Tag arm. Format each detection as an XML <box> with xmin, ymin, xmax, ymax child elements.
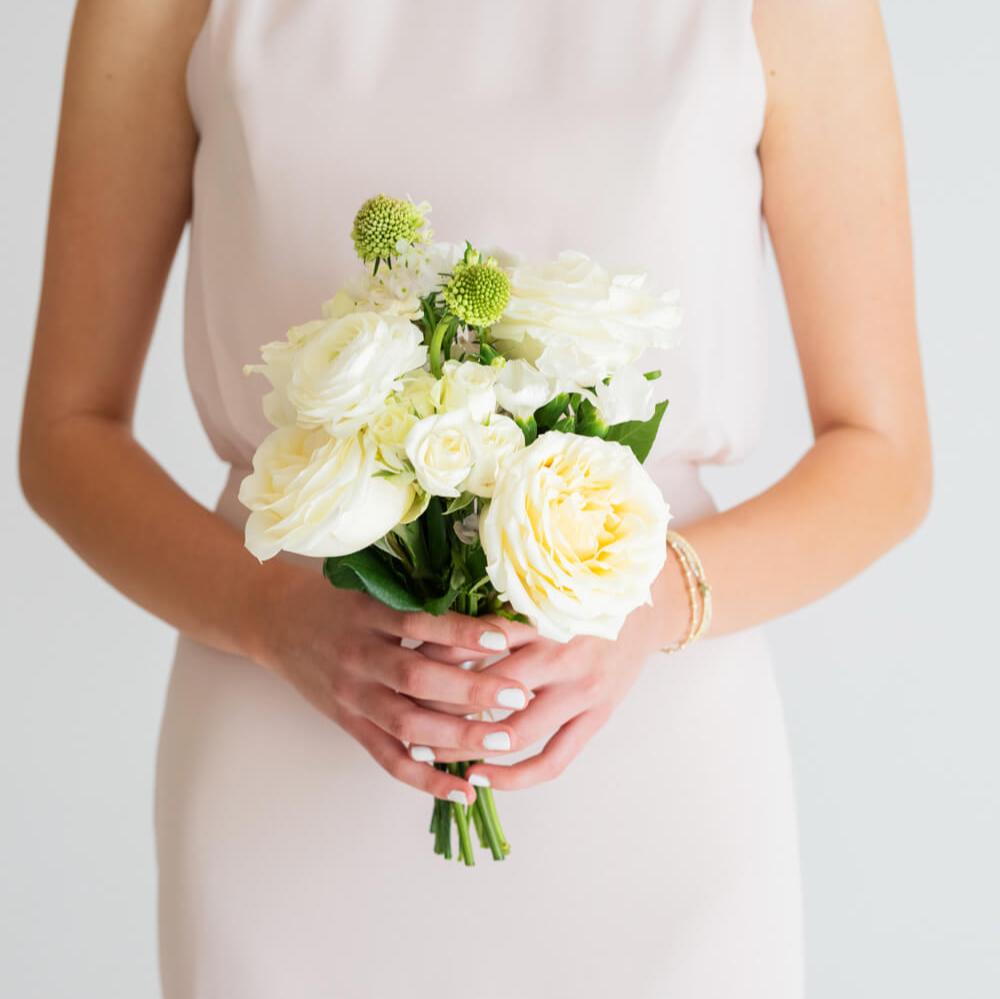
<box><xmin>20</xmin><ymin>0</ymin><xmax>534</xmax><ymax>805</ymax></box>
<box><xmin>451</xmin><ymin>0</ymin><xmax>933</xmax><ymax>788</ymax></box>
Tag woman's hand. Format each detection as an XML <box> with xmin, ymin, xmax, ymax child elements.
<box><xmin>251</xmin><ymin>561</ymin><xmax>536</xmax><ymax>802</ymax></box>
<box><xmin>416</xmin><ymin>552</ymin><xmax>691</xmax><ymax>789</ymax></box>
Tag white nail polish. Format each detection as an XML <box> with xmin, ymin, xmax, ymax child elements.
<box><xmin>479</xmin><ymin>630</ymin><xmax>507</xmax><ymax>652</ymax></box>
<box><xmin>496</xmin><ymin>687</ymin><xmax>527</xmax><ymax>710</ymax></box>
<box><xmin>482</xmin><ymin>731</ymin><xmax>511</xmax><ymax>751</ymax></box>
<box><xmin>469</xmin><ymin>774</ymin><xmax>491</xmax><ymax>788</ymax></box>
<box><xmin>447</xmin><ymin>790</ymin><xmax>468</xmax><ymax>804</ymax></box>
<box><xmin>410</xmin><ymin>745</ymin><xmax>435</xmax><ymax>763</ymax></box>
<box><xmin>458</xmin><ymin>660</ymin><xmax>477</xmax><ymax>671</ymax></box>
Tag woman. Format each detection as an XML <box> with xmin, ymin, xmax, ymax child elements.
<box><xmin>20</xmin><ymin>0</ymin><xmax>931</xmax><ymax>996</ymax></box>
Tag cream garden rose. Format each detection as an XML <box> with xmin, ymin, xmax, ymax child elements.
<box><xmin>479</xmin><ymin>432</ymin><xmax>670</xmax><ymax>642</ymax></box>
<box><xmin>239</xmin><ymin>426</ymin><xmax>414</xmax><ymax>561</ymax></box>
<box><xmin>491</xmin><ymin>250</ymin><xmax>681</xmax><ymax>388</ymax></box>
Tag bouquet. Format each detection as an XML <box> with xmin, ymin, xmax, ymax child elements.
<box><xmin>240</xmin><ymin>195</ymin><xmax>681</xmax><ymax>864</ymax></box>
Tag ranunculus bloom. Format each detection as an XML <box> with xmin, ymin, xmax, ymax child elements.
<box><xmin>239</xmin><ymin>426</ymin><xmax>413</xmax><ymax>561</ymax></box>
<box><xmin>480</xmin><ymin>432</ymin><xmax>670</xmax><ymax>641</ymax></box>
<box><xmin>491</xmin><ymin>251</ymin><xmax>681</xmax><ymax>390</ymax></box>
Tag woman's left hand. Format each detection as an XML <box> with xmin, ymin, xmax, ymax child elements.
<box><xmin>416</xmin><ymin>555</ymin><xmax>689</xmax><ymax>788</ymax></box>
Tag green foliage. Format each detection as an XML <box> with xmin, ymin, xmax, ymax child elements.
<box><xmin>323</xmin><ymin>549</ymin><xmax>425</xmax><ymax>612</ymax></box>
<box><xmin>605</xmin><ymin>400</ymin><xmax>669</xmax><ymax>463</ymax></box>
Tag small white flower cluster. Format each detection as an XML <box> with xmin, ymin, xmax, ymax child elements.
<box><xmin>240</xmin><ymin>199</ymin><xmax>677</xmax><ymax>641</ymax></box>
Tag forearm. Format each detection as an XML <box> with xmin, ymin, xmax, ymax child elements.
<box><xmin>652</xmin><ymin>425</ymin><xmax>930</xmax><ymax>642</ymax></box>
<box><xmin>20</xmin><ymin>413</ymin><xmax>282</xmax><ymax>661</ymax></box>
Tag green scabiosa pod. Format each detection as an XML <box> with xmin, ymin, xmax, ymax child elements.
<box><xmin>351</xmin><ymin>194</ymin><xmax>428</xmax><ymax>272</ymax></box>
<box><xmin>442</xmin><ymin>247</ymin><xmax>511</xmax><ymax>329</ymax></box>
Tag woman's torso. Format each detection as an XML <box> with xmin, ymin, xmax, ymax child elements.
<box><xmin>183</xmin><ymin>0</ymin><xmax>769</xmax><ymax>489</ymax></box>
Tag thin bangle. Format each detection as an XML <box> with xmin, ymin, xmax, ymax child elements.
<box><xmin>661</xmin><ymin>530</ymin><xmax>713</xmax><ymax>653</ymax></box>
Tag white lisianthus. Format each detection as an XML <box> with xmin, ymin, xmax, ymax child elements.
<box><xmin>322</xmin><ymin>242</ymin><xmax>464</xmax><ymax>321</ymax></box>
<box><xmin>464</xmin><ymin>414</ymin><xmax>525</xmax><ymax>498</ymax></box>
<box><xmin>404</xmin><ymin>411</ymin><xmax>480</xmax><ymax>498</ymax></box>
<box><xmin>243</xmin><ymin>319</ymin><xmax>325</xmax><ymax>428</ymax></box>
<box><xmin>239</xmin><ymin>426</ymin><xmax>414</xmax><ymax>561</ymax></box>
<box><xmin>432</xmin><ymin>359</ymin><xmax>498</xmax><ymax>422</ymax></box>
<box><xmin>285</xmin><ymin>311</ymin><xmax>427</xmax><ymax>437</ymax></box>
<box><xmin>587</xmin><ymin>367</ymin><xmax>658</xmax><ymax>425</ymax></box>
<box><xmin>491</xmin><ymin>250</ymin><xmax>681</xmax><ymax>388</ymax></box>
<box><xmin>480</xmin><ymin>432</ymin><xmax>670</xmax><ymax>642</ymax></box>
<box><xmin>494</xmin><ymin>358</ymin><xmax>554</xmax><ymax>421</ymax></box>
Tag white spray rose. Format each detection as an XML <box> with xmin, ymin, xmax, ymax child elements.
<box><xmin>432</xmin><ymin>359</ymin><xmax>498</xmax><ymax>422</ymax></box>
<box><xmin>480</xmin><ymin>432</ymin><xmax>670</xmax><ymax>642</ymax></box>
<box><xmin>239</xmin><ymin>426</ymin><xmax>414</xmax><ymax>561</ymax></box>
<box><xmin>404</xmin><ymin>411</ymin><xmax>480</xmax><ymax>498</ymax></box>
<box><xmin>464</xmin><ymin>414</ymin><xmax>525</xmax><ymax>498</ymax></box>
<box><xmin>285</xmin><ymin>311</ymin><xmax>427</xmax><ymax>437</ymax></box>
<box><xmin>491</xmin><ymin>250</ymin><xmax>681</xmax><ymax>388</ymax></box>
<box><xmin>587</xmin><ymin>366</ymin><xmax>658</xmax><ymax>425</ymax></box>
<box><xmin>494</xmin><ymin>359</ymin><xmax>554</xmax><ymax>421</ymax></box>
<box><xmin>397</xmin><ymin>369</ymin><xmax>438</xmax><ymax>419</ymax></box>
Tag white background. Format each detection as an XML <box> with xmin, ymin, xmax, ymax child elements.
<box><xmin>1</xmin><ymin>3</ymin><xmax>997</xmax><ymax>996</ymax></box>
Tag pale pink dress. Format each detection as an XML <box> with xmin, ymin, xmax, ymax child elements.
<box><xmin>155</xmin><ymin>1</ymin><xmax>803</xmax><ymax>995</ymax></box>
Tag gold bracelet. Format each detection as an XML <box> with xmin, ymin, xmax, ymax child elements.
<box><xmin>662</xmin><ymin>529</ymin><xmax>713</xmax><ymax>653</ymax></box>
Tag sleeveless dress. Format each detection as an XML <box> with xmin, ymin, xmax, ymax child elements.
<box><xmin>155</xmin><ymin>2</ymin><xmax>803</xmax><ymax>996</ymax></box>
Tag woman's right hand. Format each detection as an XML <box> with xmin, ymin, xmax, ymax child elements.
<box><xmin>248</xmin><ymin>561</ymin><xmax>534</xmax><ymax>802</ymax></box>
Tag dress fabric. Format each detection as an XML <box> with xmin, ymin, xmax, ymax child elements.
<box><xmin>155</xmin><ymin>1</ymin><xmax>804</xmax><ymax>996</ymax></box>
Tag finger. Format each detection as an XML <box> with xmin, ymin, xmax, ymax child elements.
<box><xmin>417</xmin><ymin>642</ymin><xmax>492</xmax><ymax>667</ymax></box>
<box><xmin>364</xmin><ymin>648</ymin><xmax>530</xmax><ymax>713</ymax></box>
<box><xmin>479</xmin><ymin>639</ymin><xmax>582</xmax><ymax>691</ymax></box>
<box><xmin>464</xmin><ymin>708</ymin><xmax>609</xmax><ymax>791</ymax></box>
<box><xmin>355</xmin><ymin>684</ymin><xmax>521</xmax><ymax>757</ymax></box>
<box><xmin>428</xmin><ymin>686</ymin><xmax>585</xmax><ymax>763</ymax></box>
<box><xmin>476</xmin><ymin>614</ymin><xmax>539</xmax><ymax>649</ymax></box>
<box><xmin>338</xmin><ymin>711</ymin><xmax>475</xmax><ymax>803</ymax></box>
<box><xmin>373</xmin><ymin>607</ymin><xmax>514</xmax><ymax>655</ymax></box>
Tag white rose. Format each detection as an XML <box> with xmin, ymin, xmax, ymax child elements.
<box><xmin>367</xmin><ymin>397</ymin><xmax>420</xmax><ymax>471</ymax></box>
<box><xmin>587</xmin><ymin>366</ymin><xmax>658</xmax><ymax>425</ymax></box>
<box><xmin>491</xmin><ymin>250</ymin><xmax>681</xmax><ymax>387</ymax></box>
<box><xmin>494</xmin><ymin>359</ymin><xmax>555</xmax><ymax>421</ymax></box>
<box><xmin>432</xmin><ymin>359</ymin><xmax>498</xmax><ymax>422</ymax></box>
<box><xmin>239</xmin><ymin>426</ymin><xmax>414</xmax><ymax>561</ymax></box>
<box><xmin>397</xmin><ymin>369</ymin><xmax>438</xmax><ymax>419</ymax></box>
<box><xmin>286</xmin><ymin>311</ymin><xmax>427</xmax><ymax>437</ymax></box>
<box><xmin>404</xmin><ymin>411</ymin><xmax>479</xmax><ymax>498</ymax></box>
<box><xmin>480</xmin><ymin>432</ymin><xmax>670</xmax><ymax>642</ymax></box>
<box><xmin>465</xmin><ymin>414</ymin><xmax>525</xmax><ymax>498</ymax></box>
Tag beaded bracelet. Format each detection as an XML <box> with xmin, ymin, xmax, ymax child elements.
<box><xmin>662</xmin><ymin>529</ymin><xmax>713</xmax><ymax>653</ymax></box>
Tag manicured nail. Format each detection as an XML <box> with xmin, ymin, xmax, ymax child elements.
<box><xmin>447</xmin><ymin>790</ymin><xmax>469</xmax><ymax>804</ymax></box>
<box><xmin>469</xmin><ymin>773</ymin><xmax>491</xmax><ymax>788</ymax></box>
<box><xmin>496</xmin><ymin>687</ymin><xmax>527</xmax><ymax>710</ymax></box>
<box><xmin>479</xmin><ymin>630</ymin><xmax>507</xmax><ymax>651</ymax></box>
<box><xmin>482</xmin><ymin>731</ymin><xmax>511</xmax><ymax>751</ymax></box>
<box><xmin>410</xmin><ymin>745</ymin><xmax>435</xmax><ymax>763</ymax></box>
<box><xmin>458</xmin><ymin>660</ymin><xmax>477</xmax><ymax>671</ymax></box>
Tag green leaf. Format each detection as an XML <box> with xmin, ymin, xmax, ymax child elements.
<box><xmin>443</xmin><ymin>491</ymin><xmax>475</xmax><ymax>516</ymax></box>
<box><xmin>643</xmin><ymin>369</ymin><xmax>662</xmax><ymax>381</ymax></box>
<box><xmin>424</xmin><ymin>497</ymin><xmax>449</xmax><ymax>574</ymax></box>
<box><xmin>605</xmin><ymin>399</ymin><xmax>669</xmax><ymax>463</ymax></box>
<box><xmin>323</xmin><ymin>549</ymin><xmax>424</xmax><ymax>612</ymax></box>
<box><xmin>534</xmin><ymin>393</ymin><xmax>569</xmax><ymax>431</ymax></box>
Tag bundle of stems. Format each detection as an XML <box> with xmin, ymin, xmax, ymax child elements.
<box><xmin>428</xmin><ymin>761</ymin><xmax>510</xmax><ymax>865</ymax></box>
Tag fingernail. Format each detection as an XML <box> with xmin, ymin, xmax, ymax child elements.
<box><xmin>469</xmin><ymin>773</ymin><xmax>491</xmax><ymax>788</ymax></box>
<box><xmin>479</xmin><ymin>630</ymin><xmax>507</xmax><ymax>651</ymax></box>
<box><xmin>447</xmin><ymin>790</ymin><xmax>469</xmax><ymax>804</ymax></box>
<box><xmin>410</xmin><ymin>745</ymin><xmax>435</xmax><ymax>763</ymax></box>
<box><xmin>483</xmin><ymin>731</ymin><xmax>511</xmax><ymax>751</ymax></box>
<box><xmin>496</xmin><ymin>687</ymin><xmax>527</xmax><ymax>710</ymax></box>
<box><xmin>458</xmin><ymin>660</ymin><xmax>477</xmax><ymax>671</ymax></box>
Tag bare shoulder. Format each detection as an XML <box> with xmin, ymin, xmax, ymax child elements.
<box><xmin>752</xmin><ymin>0</ymin><xmax>894</xmax><ymax>121</ymax></box>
